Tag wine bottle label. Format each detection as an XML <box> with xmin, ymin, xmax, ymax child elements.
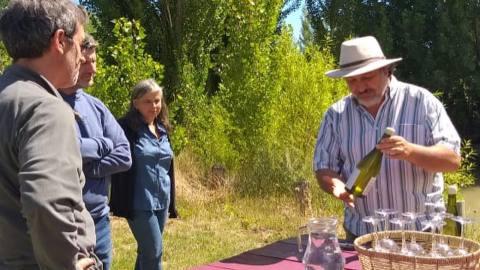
<box><xmin>363</xmin><ymin>177</ymin><xmax>377</xmax><ymax>195</ymax></box>
<box><xmin>345</xmin><ymin>168</ymin><xmax>360</xmax><ymax>190</ymax></box>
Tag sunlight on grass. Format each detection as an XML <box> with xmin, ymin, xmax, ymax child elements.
<box><xmin>111</xmin><ymin>185</ymin><xmax>344</xmax><ymax>269</ymax></box>
<box><xmin>111</xmin><ymin>151</ymin><xmax>345</xmax><ymax>269</ymax></box>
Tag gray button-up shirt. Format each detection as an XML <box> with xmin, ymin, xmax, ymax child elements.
<box><xmin>313</xmin><ymin>76</ymin><xmax>461</xmax><ymax>236</ymax></box>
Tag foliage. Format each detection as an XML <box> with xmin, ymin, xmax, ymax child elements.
<box><xmin>233</xmin><ymin>31</ymin><xmax>348</xmax><ymax>195</ymax></box>
<box><xmin>80</xmin><ymin>0</ymin><xmax>303</xmax><ymax>103</ymax></box>
<box><xmin>0</xmin><ymin>43</ymin><xmax>11</xmax><ymax>73</ymax></box>
<box><xmin>444</xmin><ymin>140</ymin><xmax>478</xmax><ymax>190</ymax></box>
<box><xmin>87</xmin><ymin>18</ymin><xmax>163</xmax><ymax>118</ymax></box>
<box><xmin>299</xmin><ymin>7</ymin><xmax>315</xmax><ymax>51</ymax></box>
<box><xmin>83</xmin><ymin>2</ymin><xmax>346</xmax><ymax>194</ymax></box>
<box><xmin>305</xmin><ymin>0</ymin><xmax>480</xmax><ymax>141</ymax></box>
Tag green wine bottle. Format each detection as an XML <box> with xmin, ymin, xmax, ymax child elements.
<box><xmin>345</xmin><ymin>127</ymin><xmax>395</xmax><ymax>197</ymax></box>
<box><xmin>445</xmin><ymin>185</ymin><xmax>460</xmax><ymax>236</ymax></box>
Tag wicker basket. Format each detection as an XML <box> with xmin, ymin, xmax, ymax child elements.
<box><xmin>354</xmin><ymin>231</ymin><xmax>480</xmax><ymax>269</ymax></box>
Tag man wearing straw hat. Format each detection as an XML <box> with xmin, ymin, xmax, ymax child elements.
<box><xmin>313</xmin><ymin>36</ymin><xmax>461</xmax><ymax>240</ymax></box>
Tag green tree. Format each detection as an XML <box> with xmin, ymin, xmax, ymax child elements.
<box><xmin>299</xmin><ymin>7</ymin><xmax>315</xmax><ymax>51</ymax></box>
<box><xmin>87</xmin><ymin>18</ymin><xmax>163</xmax><ymax>117</ymax></box>
<box><xmin>306</xmin><ymin>0</ymin><xmax>480</xmax><ymax>141</ymax></box>
<box><xmin>81</xmin><ymin>1</ymin><xmax>350</xmax><ymax>196</ymax></box>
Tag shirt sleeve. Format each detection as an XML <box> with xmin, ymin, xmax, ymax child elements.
<box><xmin>82</xmin><ymin>103</ymin><xmax>132</xmax><ymax>178</ymax></box>
<box><xmin>17</xmin><ymin>98</ymin><xmax>95</xmax><ymax>270</ymax></box>
<box><xmin>78</xmin><ymin>136</ymin><xmax>114</xmax><ymax>161</ymax></box>
<box><xmin>425</xmin><ymin>95</ymin><xmax>461</xmax><ymax>155</ymax></box>
<box><xmin>313</xmin><ymin>109</ymin><xmax>342</xmax><ymax>173</ymax></box>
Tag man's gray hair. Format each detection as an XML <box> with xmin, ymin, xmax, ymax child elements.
<box><xmin>0</xmin><ymin>0</ymin><xmax>88</xmax><ymax>60</ymax></box>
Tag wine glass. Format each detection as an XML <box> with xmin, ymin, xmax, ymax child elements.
<box><xmin>362</xmin><ymin>216</ymin><xmax>384</xmax><ymax>252</ymax></box>
<box><xmin>375</xmin><ymin>208</ymin><xmax>399</xmax><ymax>252</ymax></box>
<box><xmin>422</xmin><ymin>210</ymin><xmax>453</xmax><ymax>257</ymax></box>
<box><xmin>450</xmin><ymin>216</ymin><xmax>472</xmax><ymax>255</ymax></box>
<box><xmin>390</xmin><ymin>217</ymin><xmax>410</xmax><ymax>255</ymax></box>
<box><xmin>433</xmin><ymin>213</ymin><xmax>454</xmax><ymax>257</ymax></box>
<box><xmin>421</xmin><ymin>218</ymin><xmax>442</xmax><ymax>257</ymax></box>
<box><xmin>402</xmin><ymin>212</ymin><xmax>425</xmax><ymax>256</ymax></box>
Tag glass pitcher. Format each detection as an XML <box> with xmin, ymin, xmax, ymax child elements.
<box><xmin>298</xmin><ymin>217</ymin><xmax>345</xmax><ymax>270</ymax></box>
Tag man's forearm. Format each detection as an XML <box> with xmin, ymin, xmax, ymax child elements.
<box><xmin>406</xmin><ymin>144</ymin><xmax>461</xmax><ymax>172</ymax></box>
<box><xmin>315</xmin><ymin>169</ymin><xmax>355</xmax><ymax>207</ymax></box>
<box><xmin>83</xmin><ymin>144</ymin><xmax>132</xmax><ymax>178</ymax></box>
<box><xmin>79</xmin><ymin>137</ymin><xmax>113</xmax><ymax>162</ymax></box>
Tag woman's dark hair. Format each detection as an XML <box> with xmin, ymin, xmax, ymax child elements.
<box><xmin>124</xmin><ymin>79</ymin><xmax>171</xmax><ymax>134</ymax></box>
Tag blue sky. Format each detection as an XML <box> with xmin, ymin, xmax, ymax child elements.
<box><xmin>285</xmin><ymin>1</ymin><xmax>304</xmax><ymax>42</ymax></box>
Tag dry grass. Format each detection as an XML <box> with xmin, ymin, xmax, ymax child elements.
<box><xmin>110</xmin><ymin>151</ymin><xmax>344</xmax><ymax>269</ymax></box>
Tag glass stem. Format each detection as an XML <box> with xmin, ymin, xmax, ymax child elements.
<box><xmin>431</xmin><ymin>224</ymin><xmax>438</xmax><ymax>257</ymax></box>
<box><xmin>401</xmin><ymin>224</ymin><xmax>407</xmax><ymax>254</ymax></box>
<box><xmin>459</xmin><ymin>224</ymin><xmax>465</xmax><ymax>250</ymax></box>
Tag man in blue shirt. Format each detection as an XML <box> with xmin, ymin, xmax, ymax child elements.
<box><xmin>59</xmin><ymin>34</ymin><xmax>132</xmax><ymax>270</ymax></box>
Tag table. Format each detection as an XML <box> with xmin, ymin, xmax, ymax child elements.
<box><xmin>190</xmin><ymin>236</ymin><xmax>361</xmax><ymax>270</ymax></box>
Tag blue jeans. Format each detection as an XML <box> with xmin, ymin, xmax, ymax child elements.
<box><xmin>94</xmin><ymin>214</ymin><xmax>112</xmax><ymax>270</ymax></box>
<box><xmin>127</xmin><ymin>210</ymin><xmax>168</xmax><ymax>270</ymax></box>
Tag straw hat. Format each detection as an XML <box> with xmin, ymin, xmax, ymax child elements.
<box><xmin>325</xmin><ymin>36</ymin><xmax>402</xmax><ymax>78</ymax></box>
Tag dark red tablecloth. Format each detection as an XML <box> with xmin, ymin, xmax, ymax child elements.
<box><xmin>190</xmin><ymin>237</ymin><xmax>361</xmax><ymax>270</ymax></box>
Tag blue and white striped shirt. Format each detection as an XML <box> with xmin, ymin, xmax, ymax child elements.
<box><xmin>313</xmin><ymin>77</ymin><xmax>461</xmax><ymax>236</ymax></box>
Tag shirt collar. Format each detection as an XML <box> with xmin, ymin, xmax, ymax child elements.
<box><xmin>5</xmin><ymin>64</ymin><xmax>62</xmax><ymax>99</ymax></box>
<box><xmin>140</xmin><ymin>120</ymin><xmax>167</xmax><ymax>135</ymax></box>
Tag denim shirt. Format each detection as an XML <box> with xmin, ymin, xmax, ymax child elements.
<box><xmin>133</xmin><ymin>123</ymin><xmax>173</xmax><ymax>210</ymax></box>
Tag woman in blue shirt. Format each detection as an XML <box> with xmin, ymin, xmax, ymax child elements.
<box><xmin>110</xmin><ymin>79</ymin><xmax>178</xmax><ymax>270</ymax></box>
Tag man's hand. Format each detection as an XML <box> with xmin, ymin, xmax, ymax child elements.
<box><xmin>377</xmin><ymin>135</ymin><xmax>412</xmax><ymax>160</ymax></box>
<box><xmin>76</xmin><ymin>258</ymin><xmax>95</xmax><ymax>270</ymax></box>
<box><xmin>331</xmin><ymin>178</ymin><xmax>355</xmax><ymax>208</ymax></box>
<box><xmin>316</xmin><ymin>170</ymin><xmax>355</xmax><ymax>208</ymax></box>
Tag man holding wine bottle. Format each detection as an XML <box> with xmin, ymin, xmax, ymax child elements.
<box><xmin>313</xmin><ymin>36</ymin><xmax>461</xmax><ymax>240</ymax></box>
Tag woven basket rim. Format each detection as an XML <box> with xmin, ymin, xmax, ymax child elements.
<box><xmin>354</xmin><ymin>230</ymin><xmax>480</xmax><ymax>264</ymax></box>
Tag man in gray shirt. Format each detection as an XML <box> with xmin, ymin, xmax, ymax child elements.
<box><xmin>0</xmin><ymin>0</ymin><xmax>99</xmax><ymax>269</ymax></box>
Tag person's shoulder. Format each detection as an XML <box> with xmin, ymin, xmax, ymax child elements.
<box><xmin>1</xmin><ymin>79</ymin><xmax>63</xmax><ymax>107</ymax></box>
<box><xmin>328</xmin><ymin>95</ymin><xmax>353</xmax><ymax>114</ymax></box>
<box><xmin>79</xmin><ymin>90</ymin><xmax>118</xmax><ymax>116</ymax></box>
<box><xmin>117</xmin><ymin>116</ymin><xmax>134</xmax><ymax>131</ymax></box>
<box><xmin>80</xmin><ymin>90</ymin><xmax>109</xmax><ymax>108</ymax></box>
<box><xmin>395</xmin><ymin>79</ymin><xmax>433</xmax><ymax>97</ymax></box>
<box><xmin>395</xmin><ymin>79</ymin><xmax>445</xmax><ymax>108</ymax></box>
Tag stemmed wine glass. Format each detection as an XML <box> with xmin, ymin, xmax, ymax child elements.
<box><xmin>422</xmin><ymin>202</ymin><xmax>453</xmax><ymax>257</ymax></box>
<box><xmin>433</xmin><ymin>212</ymin><xmax>454</xmax><ymax>257</ymax></box>
<box><xmin>375</xmin><ymin>208</ymin><xmax>399</xmax><ymax>252</ymax></box>
<box><xmin>402</xmin><ymin>212</ymin><xmax>425</xmax><ymax>256</ymax></box>
<box><xmin>450</xmin><ymin>216</ymin><xmax>472</xmax><ymax>255</ymax></box>
<box><xmin>362</xmin><ymin>216</ymin><xmax>384</xmax><ymax>252</ymax></box>
<box><xmin>390</xmin><ymin>217</ymin><xmax>411</xmax><ymax>255</ymax></box>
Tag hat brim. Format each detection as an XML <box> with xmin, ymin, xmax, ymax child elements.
<box><xmin>325</xmin><ymin>58</ymin><xmax>402</xmax><ymax>78</ymax></box>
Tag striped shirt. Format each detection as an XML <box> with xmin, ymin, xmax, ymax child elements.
<box><xmin>313</xmin><ymin>76</ymin><xmax>461</xmax><ymax>236</ymax></box>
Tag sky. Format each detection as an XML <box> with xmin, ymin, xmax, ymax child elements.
<box><xmin>284</xmin><ymin>1</ymin><xmax>304</xmax><ymax>42</ymax></box>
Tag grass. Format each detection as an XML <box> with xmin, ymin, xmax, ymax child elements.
<box><xmin>109</xmin><ymin>151</ymin><xmax>480</xmax><ymax>269</ymax></box>
<box><xmin>110</xmin><ymin>159</ymin><xmax>344</xmax><ymax>270</ymax></box>
<box><xmin>109</xmin><ymin>181</ymin><xmax>480</xmax><ymax>269</ymax></box>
